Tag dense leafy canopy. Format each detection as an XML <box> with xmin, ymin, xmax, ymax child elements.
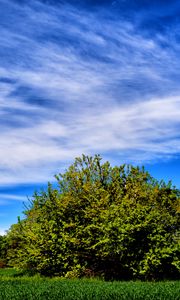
<box><xmin>4</xmin><ymin>155</ymin><xmax>180</xmax><ymax>280</ymax></box>
<box><xmin>0</xmin><ymin>235</ymin><xmax>8</xmax><ymax>268</ymax></box>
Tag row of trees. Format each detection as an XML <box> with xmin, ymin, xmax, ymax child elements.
<box><xmin>1</xmin><ymin>155</ymin><xmax>180</xmax><ymax>280</ymax></box>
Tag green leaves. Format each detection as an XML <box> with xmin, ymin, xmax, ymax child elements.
<box><xmin>5</xmin><ymin>154</ymin><xmax>180</xmax><ymax>280</ymax></box>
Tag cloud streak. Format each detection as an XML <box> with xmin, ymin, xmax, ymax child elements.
<box><xmin>0</xmin><ymin>0</ymin><xmax>180</xmax><ymax>185</ymax></box>
<box><xmin>0</xmin><ymin>194</ymin><xmax>27</xmax><ymax>202</ymax></box>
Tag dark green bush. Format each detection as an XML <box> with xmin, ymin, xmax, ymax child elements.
<box><xmin>6</xmin><ymin>155</ymin><xmax>180</xmax><ymax>280</ymax></box>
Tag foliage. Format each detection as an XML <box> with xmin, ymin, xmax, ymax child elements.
<box><xmin>0</xmin><ymin>235</ymin><xmax>8</xmax><ymax>268</ymax></box>
<box><xmin>6</xmin><ymin>155</ymin><xmax>180</xmax><ymax>280</ymax></box>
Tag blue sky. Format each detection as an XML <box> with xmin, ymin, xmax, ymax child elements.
<box><xmin>0</xmin><ymin>0</ymin><xmax>180</xmax><ymax>234</ymax></box>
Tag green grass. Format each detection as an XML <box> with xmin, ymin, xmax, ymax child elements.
<box><xmin>0</xmin><ymin>268</ymin><xmax>25</xmax><ymax>277</ymax></box>
<box><xmin>0</xmin><ymin>269</ymin><xmax>179</xmax><ymax>300</ymax></box>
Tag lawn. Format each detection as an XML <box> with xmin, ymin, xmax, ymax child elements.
<box><xmin>0</xmin><ymin>269</ymin><xmax>179</xmax><ymax>300</ymax></box>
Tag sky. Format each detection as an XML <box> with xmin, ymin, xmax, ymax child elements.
<box><xmin>0</xmin><ymin>0</ymin><xmax>180</xmax><ymax>234</ymax></box>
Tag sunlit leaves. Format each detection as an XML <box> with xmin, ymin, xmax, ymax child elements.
<box><xmin>6</xmin><ymin>154</ymin><xmax>180</xmax><ymax>280</ymax></box>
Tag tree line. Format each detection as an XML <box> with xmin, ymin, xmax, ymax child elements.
<box><xmin>0</xmin><ymin>155</ymin><xmax>179</xmax><ymax>280</ymax></box>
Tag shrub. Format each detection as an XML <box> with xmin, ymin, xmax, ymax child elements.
<box><xmin>6</xmin><ymin>155</ymin><xmax>180</xmax><ymax>280</ymax></box>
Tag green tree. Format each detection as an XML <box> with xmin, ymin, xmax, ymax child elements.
<box><xmin>6</xmin><ymin>155</ymin><xmax>180</xmax><ymax>280</ymax></box>
<box><xmin>0</xmin><ymin>235</ymin><xmax>8</xmax><ymax>267</ymax></box>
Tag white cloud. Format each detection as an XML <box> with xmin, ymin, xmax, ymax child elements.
<box><xmin>0</xmin><ymin>0</ymin><xmax>179</xmax><ymax>185</ymax></box>
<box><xmin>0</xmin><ymin>194</ymin><xmax>27</xmax><ymax>202</ymax></box>
<box><xmin>0</xmin><ymin>95</ymin><xmax>179</xmax><ymax>185</ymax></box>
<box><xmin>0</xmin><ymin>229</ymin><xmax>6</xmax><ymax>236</ymax></box>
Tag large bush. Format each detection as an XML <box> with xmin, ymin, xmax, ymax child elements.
<box><xmin>0</xmin><ymin>235</ymin><xmax>8</xmax><ymax>268</ymax></box>
<box><xmin>7</xmin><ymin>155</ymin><xmax>180</xmax><ymax>280</ymax></box>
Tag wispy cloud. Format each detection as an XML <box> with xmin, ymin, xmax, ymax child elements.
<box><xmin>0</xmin><ymin>229</ymin><xmax>6</xmax><ymax>236</ymax></box>
<box><xmin>0</xmin><ymin>194</ymin><xmax>27</xmax><ymax>202</ymax></box>
<box><xmin>0</xmin><ymin>0</ymin><xmax>179</xmax><ymax>185</ymax></box>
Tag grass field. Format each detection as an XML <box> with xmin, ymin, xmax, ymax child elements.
<box><xmin>0</xmin><ymin>269</ymin><xmax>179</xmax><ymax>300</ymax></box>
